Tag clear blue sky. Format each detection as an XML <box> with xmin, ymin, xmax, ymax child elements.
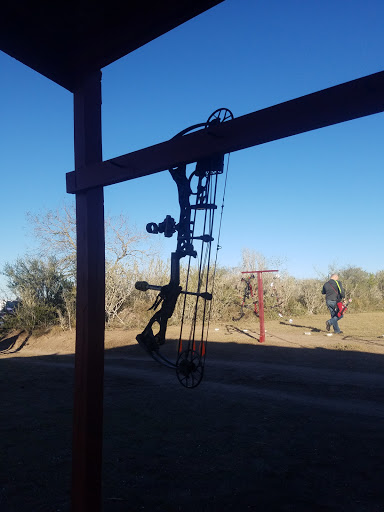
<box><xmin>1</xmin><ymin>0</ymin><xmax>383</xmax><ymax>295</ymax></box>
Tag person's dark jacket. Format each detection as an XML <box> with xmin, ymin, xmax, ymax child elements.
<box><xmin>322</xmin><ymin>279</ymin><xmax>345</xmax><ymax>301</ymax></box>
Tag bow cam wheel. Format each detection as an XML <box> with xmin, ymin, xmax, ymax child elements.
<box><xmin>206</xmin><ymin>108</ymin><xmax>234</xmax><ymax>128</ymax></box>
<box><xmin>176</xmin><ymin>349</ymin><xmax>204</xmax><ymax>388</ymax></box>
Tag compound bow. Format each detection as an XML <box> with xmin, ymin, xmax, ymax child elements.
<box><xmin>233</xmin><ymin>271</ymin><xmax>286</xmax><ymax>322</ymax></box>
<box><xmin>135</xmin><ymin>108</ymin><xmax>233</xmax><ymax>388</ymax></box>
<box><xmin>232</xmin><ymin>274</ymin><xmax>259</xmax><ymax>321</ymax></box>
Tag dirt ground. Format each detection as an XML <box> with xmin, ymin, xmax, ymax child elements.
<box><xmin>1</xmin><ymin>312</ymin><xmax>384</xmax><ymax>511</ymax></box>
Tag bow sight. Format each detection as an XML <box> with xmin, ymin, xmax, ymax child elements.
<box><xmin>135</xmin><ymin>108</ymin><xmax>233</xmax><ymax>388</ymax></box>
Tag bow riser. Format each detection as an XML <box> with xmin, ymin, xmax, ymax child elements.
<box><xmin>135</xmin><ymin>108</ymin><xmax>234</xmax><ymax>387</ymax></box>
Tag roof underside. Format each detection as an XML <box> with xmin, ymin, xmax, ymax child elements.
<box><xmin>0</xmin><ymin>1</ymin><xmax>223</xmax><ymax>92</ymax></box>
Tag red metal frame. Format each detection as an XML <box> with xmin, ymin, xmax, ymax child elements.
<box><xmin>241</xmin><ymin>270</ymin><xmax>278</xmax><ymax>343</ymax></box>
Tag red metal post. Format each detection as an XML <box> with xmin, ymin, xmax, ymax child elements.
<box><xmin>241</xmin><ymin>270</ymin><xmax>278</xmax><ymax>343</ymax></box>
<box><xmin>257</xmin><ymin>272</ymin><xmax>266</xmax><ymax>343</ymax></box>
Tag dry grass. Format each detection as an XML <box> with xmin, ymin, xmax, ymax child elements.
<box><xmin>1</xmin><ymin>312</ymin><xmax>384</xmax><ymax>511</ymax></box>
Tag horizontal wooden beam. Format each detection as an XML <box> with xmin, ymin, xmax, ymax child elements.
<box><xmin>66</xmin><ymin>70</ymin><xmax>384</xmax><ymax>194</ymax></box>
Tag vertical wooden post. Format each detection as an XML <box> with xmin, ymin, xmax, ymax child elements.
<box><xmin>71</xmin><ymin>71</ymin><xmax>105</xmax><ymax>512</ymax></box>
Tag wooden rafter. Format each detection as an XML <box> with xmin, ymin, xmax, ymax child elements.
<box><xmin>67</xmin><ymin>70</ymin><xmax>384</xmax><ymax>193</ymax></box>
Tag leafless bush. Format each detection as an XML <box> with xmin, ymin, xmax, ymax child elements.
<box><xmin>298</xmin><ymin>278</ymin><xmax>325</xmax><ymax>315</ymax></box>
<box><xmin>339</xmin><ymin>267</ymin><xmax>384</xmax><ymax>311</ymax></box>
<box><xmin>26</xmin><ymin>203</ymin><xmax>155</xmax><ymax>328</ymax></box>
<box><xmin>57</xmin><ymin>288</ymin><xmax>76</xmax><ymax>330</ymax></box>
<box><xmin>105</xmin><ymin>262</ymin><xmax>137</xmax><ymax>325</ymax></box>
<box><xmin>209</xmin><ymin>267</ymin><xmax>239</xmax><ymax>321</ymax></box>
<box><xmin>27</xmin><ymin>203</ymin><xmax>77</xmax><ymax>277</ymax></box>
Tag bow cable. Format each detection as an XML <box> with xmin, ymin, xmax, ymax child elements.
<box><xmin>179</xmin><ymin>152</ymin><xmax>231</xmax><ymax>354</ymax></box>
<box><xmin>204</xmin><ymin>152</ymin><xmax>231</xmax><ymax>340</ymax></box>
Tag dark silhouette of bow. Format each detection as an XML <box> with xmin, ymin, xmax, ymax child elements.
<box><xmin>135</xmin><ymin>108</ymin><xmax>233</xmax><ymax>387</ymax></box>
<box><xmin>232</xmin><ymin>274</ymin><xmax>259</xmax><ymax>321</ymax></box>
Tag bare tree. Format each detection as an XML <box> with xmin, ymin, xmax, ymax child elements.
<box><xmin>105</xmin><ymin>262</ymin><xmax>138</xmax><ymax>325</ymax></box>
<box><xmin>28</xmin><ymin>203</ymin><xmax>151</xmax><ymax>273</ymax></box>
<box><xmin>27</xmin><ymin>203</ymin><xmax>76</xmax><ymax>277</ymax></box>
<box><xmin>27</xmin><ymin>203</ymin><xmax>155</xmax><ymax>325</ymax></box>
<box><xmin>3</xmin><ymin>256</ymin><xmax>73</xmax><ymax>331</ymax></box>
<box><xmin>105</xmin><ymin>214</ymin><xmax>147</xmax><ymax>266</ymax></box>
<box><xmin>239</xmin><ymin>248</ymin><xmax>267</xmax><ymax>272</ymax></box>
<box><xmin>298</xmin><ymin>278</ymin><xmax>324</xmax><ymax>314</ymax></box>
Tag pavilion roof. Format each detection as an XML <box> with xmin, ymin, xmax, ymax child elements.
<box><xmin>0</xmin><ymin>1</ymin><xmax>223</xmax><ymax>91</ymax></box>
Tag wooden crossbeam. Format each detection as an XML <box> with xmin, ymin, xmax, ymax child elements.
<box><xmin>67</xmin><ymin>70</ymin><xmax>384</xmax><ymax>194</ymax></box>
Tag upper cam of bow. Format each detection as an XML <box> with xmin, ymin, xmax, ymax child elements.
<box><xmin>135</xmin><ymin>108</ymin><xmax>233</xmax><ymax>388</ymax></box>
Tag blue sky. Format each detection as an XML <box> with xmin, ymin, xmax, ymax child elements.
<box><xmin>1</xmin><ymin>0</ymin><xmax>383</xmax><ymax>294</ymax></box>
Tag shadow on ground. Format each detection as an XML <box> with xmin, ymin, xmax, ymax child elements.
<box><xmin>0</xmin><ymin>330</ymin><xmax>31</xmax><ymax>354</ymax></box>
<box><xmin>1</xmin><ymin>334</ymin><xmax>384</xmax><ymax>511</ymax></box>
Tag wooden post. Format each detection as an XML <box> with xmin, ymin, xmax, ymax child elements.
<box><xmin>71</xmin><ymin>71</ymin><xmax>105</xmax><ymax>512</ymax></box>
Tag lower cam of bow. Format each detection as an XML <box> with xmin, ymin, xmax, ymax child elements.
<box><xmin>135</xmin><ymin>108</ymin><xmax>233</xmax><ymax>388</ymax></box>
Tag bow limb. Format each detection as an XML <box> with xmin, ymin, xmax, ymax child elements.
<box><xmin>135</xmin><ymin>254</ymin><xmax>182</xmax><ymax>353</ymax></box>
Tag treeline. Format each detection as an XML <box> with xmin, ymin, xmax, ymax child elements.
<box><xmin>1</xmin><ymin>206</ymin><xmax>383</xmax><ymax>332</ymax></box>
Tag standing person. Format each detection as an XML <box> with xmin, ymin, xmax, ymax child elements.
<box><xmin>322</xmin><ymin>273</ymin><xmax>345</xmax><ymax>334</ymax></box>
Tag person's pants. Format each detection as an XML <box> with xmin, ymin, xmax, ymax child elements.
<box><xmin>326</xmin><ymin>300</ymin><xmax>343</xmax><ymax>333</ymax></box>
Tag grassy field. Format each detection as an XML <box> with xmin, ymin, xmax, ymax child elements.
<box><xmin>1</xmin><ymin>312</ymin><xmax>384</xmax><ymax>511</ymax></box>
